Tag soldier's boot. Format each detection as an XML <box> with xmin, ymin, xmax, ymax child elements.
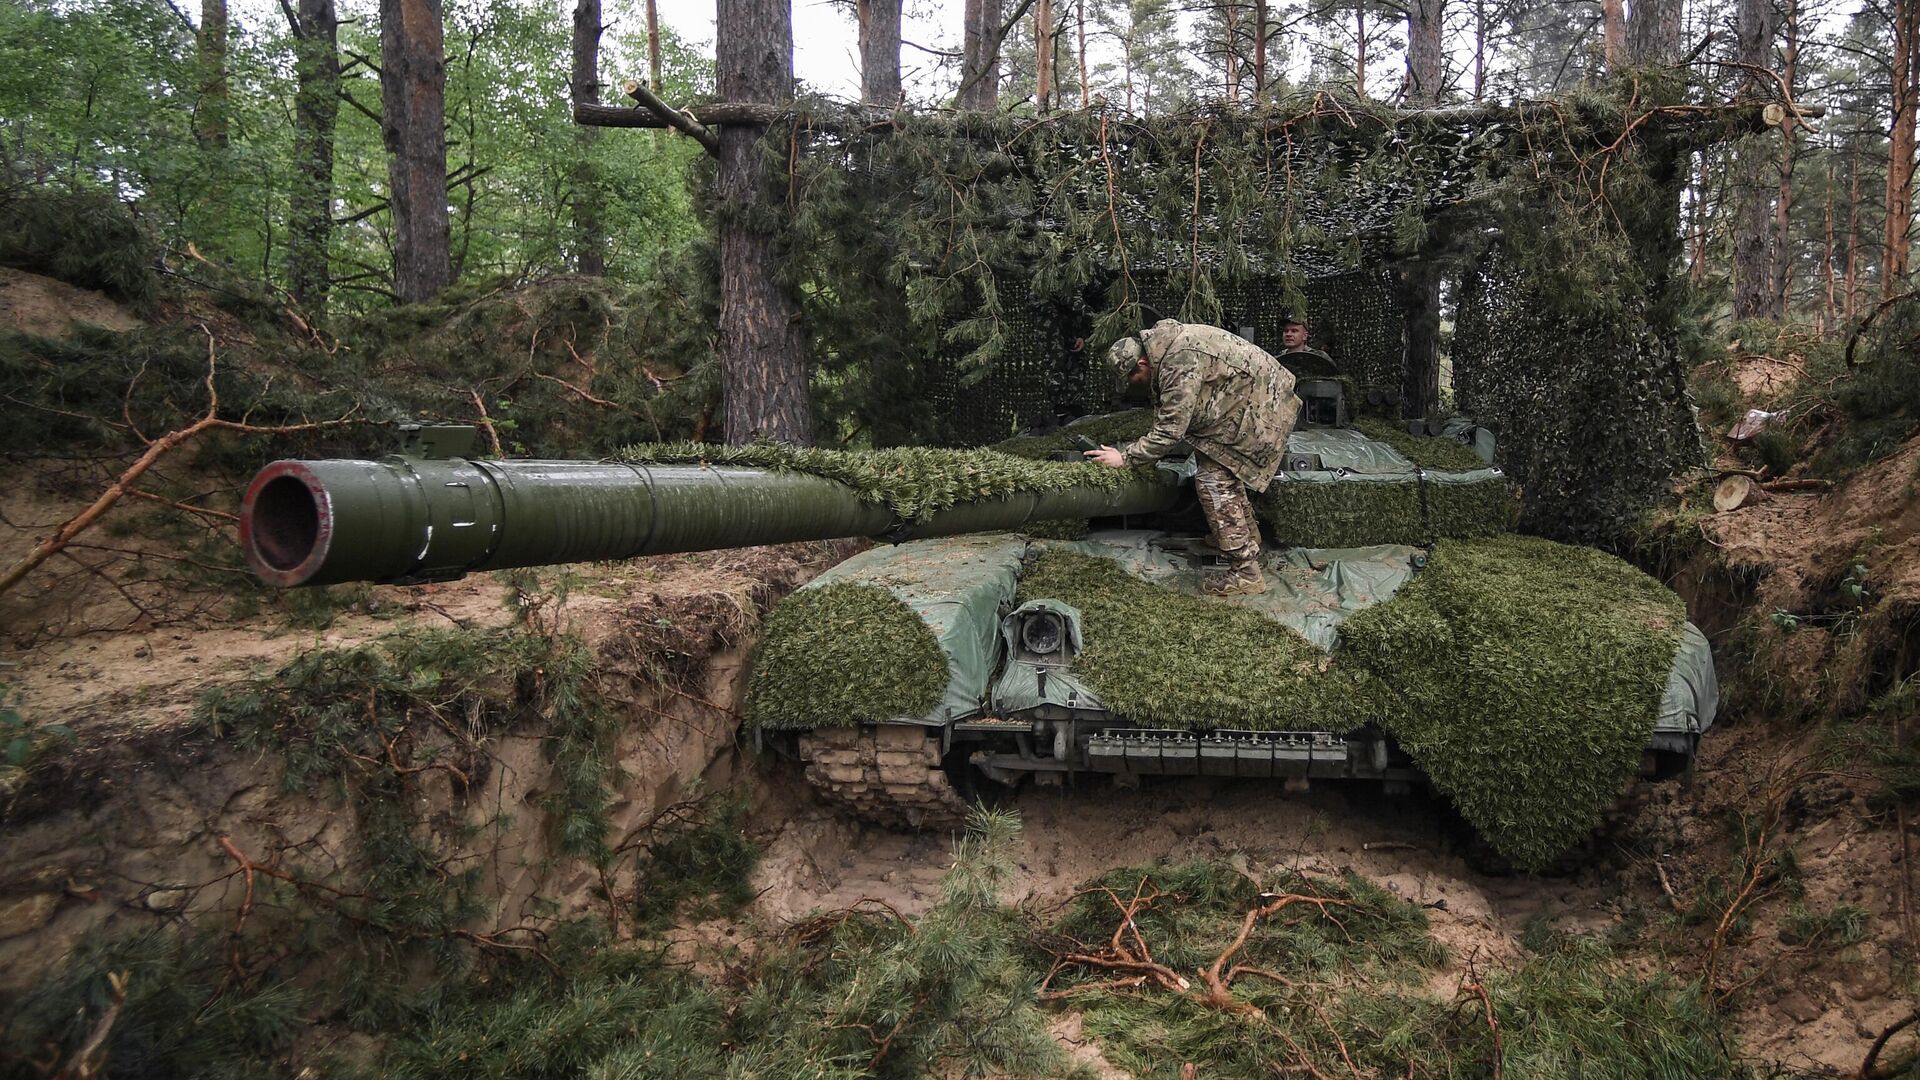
<box><xmin>1202</xmin><ymin>564</ymin><xmax>1267</xmax><ymax>596</ymax></box>
<box><xmin>1202</xmin><ymin>559</ymin><xmax>1268</xmax><ymax>597</ymax></box>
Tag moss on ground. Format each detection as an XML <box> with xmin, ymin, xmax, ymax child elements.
<box><xmin>619</xmin><ymin>441</ymin><xmax>1144</xmax><ymax>521</ymax></box>
<box><xmin>1014</xmin><ymin>549</ymin><xmax>1401</xmax><ymax>732</ymax></box>
<box><xmin>745</xmin><ymin>583</ymin><xmax>951</xmax><ymax>729</ymax></box>
<box><xmin>1342</xmin><ymin>534</ymin><xmax>1685</xmax><ymax>869</ymax></box>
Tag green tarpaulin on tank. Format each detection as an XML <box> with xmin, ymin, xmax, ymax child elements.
<box><xmin>1039</xmin><ymin>531</ymin><xmax>1423</xmax><ymax>651</ymax></box>
<box><xmin>800</xmin><ymin>533</ymin><xmax>1027</xmax><ymax>724</ymax></box>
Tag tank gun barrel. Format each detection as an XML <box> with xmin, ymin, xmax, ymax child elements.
<box><xmin>240</xmin><ymin>454</ymin><xmax>1181</xmax><ymax>588</ymax></box>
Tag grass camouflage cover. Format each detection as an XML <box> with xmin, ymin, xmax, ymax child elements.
<box><xmin>619</xmin><ymin>442</ymin><xmax>1144</xmax><ymax>521</ymax></box>
<box><xmin>1341</xmin><ymin>534</ymin><xmax>1686</xmax><ymax>869</ymax></box>
<box><xmin>1014</xmin><ymin>550</ymin><xmax>1401</xmax><ymax>732</ymax></box>
<box><xmin>744</xmin><ymin>583</ymin><xmax>949</xmax><ymax>730</ymax></box>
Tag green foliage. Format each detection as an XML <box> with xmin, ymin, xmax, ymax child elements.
<box><xmin>629</xmin><ymin>798</ymin><xmax>761</xmax><ymax>930</ymax></box>
<box><xmin>1015</xmin><ymin>549</ymin><xmax>1400</xmax><ymax>731</ymax></box>
<box><xmin>746</xmin><ymin>583</ymin><xmax>950</xmax><ymax>729</ymax></box>
<box><xmin>1</xmin><ymin>930</ymin><xmax>309</xmax><ymax>1080</ymax></box>
<box><xmin>1050</xmin><ymin>863</ymin><xmax>1741</xmax><ymax>1079</ymax></box>
<box><xmin>1780</xmin><ymin>902</ymin><xmax>1869</xmax><ymax>948</ymax></box>
<box><xmin>379</xmin><ymin>949</ymin><xmax>732</xmax><ymax>1080</ymax></box>
<box><xmin>620</xmin><ymin>441</ymin><xmax>1144</xmax><ymax>521</ymax></box>
<box><xmin>0</xmin><ymin>188</ymin><xmax>158</xmax><ymax>309</ymax></box>
<box><xmin>725</xmin><ymin>808</ymin><xmax>1063</xmax><ymax>1078</ymax></box>
<box><xmin>1788</xmin><ymin>300</ymin><xmax>1920</xmax><ymax>477</ymax></box>
<box><xmin>1341</xmin><ymin>535</ymin><xmax>1686</xmax><ymax>869</ymax></box>
<box><xmin>195</xmin><ymin>627</ymin><xmax>618</xmax><ymax>1015</ymax></box>
<box><xmin>0</xmin><ymin>681</ymin><xmax>73</xmax><ymax>802</ymax></box>
<box><xmin>376</xmin><ymin>808</ymin><xmax>1062</xmax><ymax>1080</ymax></box>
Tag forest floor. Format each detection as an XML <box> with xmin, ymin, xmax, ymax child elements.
<box><xmin>1</xmin><ymin>270</ymin><xmax>1917</xmax><ymax>1076</ymax></box>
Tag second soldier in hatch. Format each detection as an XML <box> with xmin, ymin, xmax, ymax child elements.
<box><xmin>1084</xmin><ymin>319</ymin><xmax>1300</xmax><ymax>597</ymax></box>
<box><xmin>1278</xmin><ymin>311</ymin><xmax>1337</xmax><ymax>376</ymax></box>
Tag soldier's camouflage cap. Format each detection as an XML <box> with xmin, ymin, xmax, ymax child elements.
<box><xmin>1106</xmin><ymin>335</ymin><xmax>1145</xmax><ymax>373</ymax></box>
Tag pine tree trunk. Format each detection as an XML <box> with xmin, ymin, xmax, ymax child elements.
<box><xmin>717</xmin><ymin>0</ymin><xmax>811</xmax><ymax>444</ymax></box>
<box><xmin>646</xmin><ymin>0</ymin><xmax>663</xmax><ymax>88</ymax></box>
<box><xmin>860</xmin><ymin>0</ymin><xmax>902</xmax><ymax>105</ymax></box>
<box><xmin>1600</xmin><ymin>0</ymin><xmax>1624</xmax><ymax>70</ymax></box>
<box><xmin>1626</xmin><ymin>0</ymin><xmax>1681</xmax><ymax>64</ymax></box>
<box><xmin>1822</xmin><ymin>164</ymin><xmax>1836</xmax><ymax>333</ymax></box>
<box><xmin>571</xmin><ymin>0</ymin><xmax>606</xmax><ymax>277</ymax></box>
<box><xmin>1354</xmin><ymin>2</ymin><xmax>1367</xmax><ymax>97</ymax></box>
<box><xmin>1887</xmin><ymin>0</ymin><xmax>1917</xmax><ymax>297</ymax></box>
<box><xmin>1222</xmin><ymin>0</ymin><xmax>1238</xmax><ymax>103</ymax></box>
<box><xmin>1847</xmin><ymin>148</ymin><xmax>1861</xmax><ymax>322</ymax></box>
<box><xmin>1399</xmin><ymin>0</ymin><xmax>1444</xmax><ymax>419</ymax></box>
<box><xmin>1254</xmin><ymin>0</ymin><xmax>1267</xmax><ymax>102</ymax></box>
<box><xmin>1406</xmin><ymin>0</ymin><xmax>1443</xmax><ymax>102</ymax></box>
<box><xmin>959</xmin><ymin>0</ymin><xmax>1002</xmax><ymax>110</ymax></box>
<box><xmin>1730</xmin><ymin>0</ymin><xmax>1773</xmax><ymax>320</ymax></box>
<box><xmin>380</xmin><ymin>0</ymin><xmax>452</xmax><ymax>302</ymax></box>
<box><xmin>1036</xmin><ymin>0</ymin><xmax>1054</xmax><ymax>110</ymax></box>
<box><xmin>197</xmin><ymin>0</ymin><xmax>230</xmax><ymax>148</ymax></box>
<box><xmin>287</xmin><ymin>0</ymin><xmax>339</xmax><ymax>314</ymax></box>
<box><xmin>1688</xmin><ymin>150</ymin><xmax>1708</xmax><ymax>286</ymax></box>
<box><xmin>1076</xmin><ymin>0</ymin><xmax>1090</xmax><ymax>107</ymax></box>
<box><xmin>1770</xmin><ymin>0</ymin><xmax>1798</xmax><ymax>317</ymax></box>
<box><xmin>1472</xmin><ymin>0</ymin><xmax>1486</xmax><ymax>100</ymax></box>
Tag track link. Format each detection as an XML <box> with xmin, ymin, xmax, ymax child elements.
<box><xmin>798</xmin><ymin>725</ymin><xmax>973</xmax><ymax>828</ymax></box>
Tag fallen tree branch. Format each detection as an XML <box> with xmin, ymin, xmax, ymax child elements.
<box><xmin>1861</xmin><ymin>1010</ymin><xmax>1920</xmax><ymax>1079</ymax></box>
<box><xmin>55</xmin><ymin>970</ymin><xmax>128</xmax><ymax>1080</ymax></box>
<box><xmin>622</xmin><ymin>79</ymin><xmax>719</xmax><ymax>154</ymax></box>
<box><xmin>1845</xmin><ymin>291</ymin><xmax>1919</xmax><ymax>368</ymax></box>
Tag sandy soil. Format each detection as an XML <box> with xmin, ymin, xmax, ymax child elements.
<box><xmin>0</xmin><ymin>267</ymin><xmax>142</xmax><ymax>338</ymax></box>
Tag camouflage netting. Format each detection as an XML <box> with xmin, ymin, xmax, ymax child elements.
<box><xmin>989</xmin><ymin>409</ymin><xmax>1519</xmax><ymax>548</ymax></box>
<box><xmin>1257</xmin><ymin>475</ymin><xmax>1518</xmax><ymax>549</ymax></box>
<box><xmin>1015</xmin><ymin>549</ymin><xmax>1398</xmax><ymax>732</ymax></box>
<box><xmin>617</xmin><ymin>441</ymin><xmax>1148</xmax><ymax>521</ymax></box>
<box><xmin>760</xmin><ymin>84</ymin><xmax>1748</xmax><ymax>532</ymax></box>
<box><xmin>749</xmin><ymin>532</ymin><xmax>1684</xmax><ymax>869</ymax></box>
<box><xmin>1452</xmin><ymin>248</ymin><xmax>1703</xmax><ymax>543</ymax></box>
<box><xmin>1341</xmin><ymin>535</ymin><xmax>1686</xmax><ymax>868</ymax></box>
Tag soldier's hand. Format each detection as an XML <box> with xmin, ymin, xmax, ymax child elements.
<box><xmin>1083</xmin><ymin>446</ymin><xmax>1126</xmax><ymax>468</ymax></box>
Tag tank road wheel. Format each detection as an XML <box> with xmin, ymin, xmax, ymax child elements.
<box><xmin>798</xmin><ymin>725</ymin><xmax>974</xmax><ymax>829</ymax></box>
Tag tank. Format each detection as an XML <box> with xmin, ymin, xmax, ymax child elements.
<box><xmin>240</xmin><ymin>384</ymin><xmax>1719</xmax><ymax>868</ymax></box>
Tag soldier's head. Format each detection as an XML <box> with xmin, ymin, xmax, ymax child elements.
<box><xmin>1281</xmin><ymin>313</ymin><xmax>1310</xmax><ymax>351</ymax></box>
<box><xmin>1106</xmin><ymin>334</ymin><xmax>1151</xmax><ymax>389</ymax></box>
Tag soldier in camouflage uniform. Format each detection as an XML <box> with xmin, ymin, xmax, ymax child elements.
<box><xmin>1085</xmin><ymin>319</ymin><xmax>1300</xmax><ymax>596</ymax></box>
<box><xmin>1279</xmin><ymin>312</ymin><xmax>1338</xmax><ymax>377</ymax></box>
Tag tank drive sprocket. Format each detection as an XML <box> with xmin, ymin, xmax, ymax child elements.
<box><xmin>798</xmin><ymin>725</ymin><xmax>973</xmax><ymax>828</ymax></box>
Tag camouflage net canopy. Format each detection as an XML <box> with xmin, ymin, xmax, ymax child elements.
<box><xmin>928</xmin><ymin>269</ymin><xmax>1407</xmax><ymax>442</ymax></box>
<box><xmin>766</xmin><ymin>84</ymin><xmax>1758</xmax><ymax>537</ymax></box>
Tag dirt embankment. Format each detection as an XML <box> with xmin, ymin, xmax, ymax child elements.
<box><xmin>0</xmin><ymin>509</ymin><xmax>848</xmax><ymax>993</ymax></box>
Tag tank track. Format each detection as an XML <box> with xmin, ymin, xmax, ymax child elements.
<box><xmin>798</xmin><ymin>725</ymin><xmax>973</xmax><ymax>829</ymax></box>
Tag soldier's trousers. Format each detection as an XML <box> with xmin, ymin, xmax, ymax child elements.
<box><xmin>1193</xmin><ymin>454</ymin><xmax>1261</xmax><ymax>570</ymax></box>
